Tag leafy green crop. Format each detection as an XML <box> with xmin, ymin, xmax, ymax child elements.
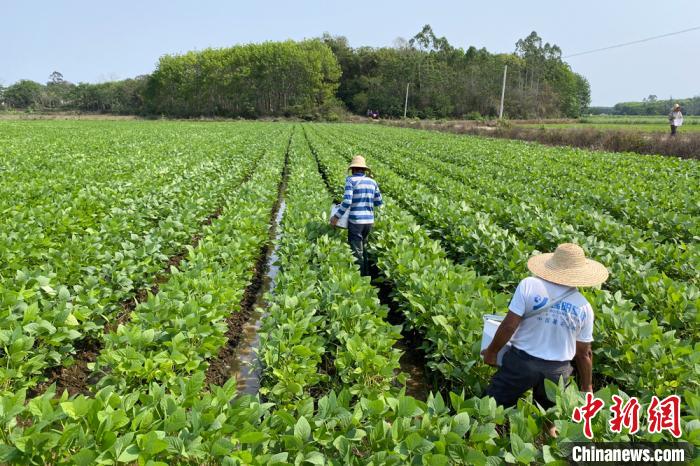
<box><xmin>302</xmin><ymin>124</ymin><xmax>698</xmax><ymax>461</ymax></box>
<box><xmin>0</xmin><ymin>121</ymin><xmax>696</xmax><ymax>464</ymax></box>
<box><xmin>259</xmin><ymin>130</ymin><xmax>402</xmax><ymax>404</ymax></box>
<box><xmin>0</xmin><ymin>121</ymin><xmax>290</xmax><ymax>394</ymax></box>
<box><xmin>305</xmin><ymin>124</ymin><xmax>699</xmax><ymax>398</ymax></box>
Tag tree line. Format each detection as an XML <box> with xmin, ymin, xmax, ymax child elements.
<box><xmin>0</xmin><ymin>71</ymin><xmax>148</xmax><ymax>114</ymax></box>
<box><xmin>144</xmin><ymin>40</ymin><xmax>340</xmax><ymax>118</ymax></box>
<box><xmin>324</xmin><ymin>28</ymin><xmax>589</xmax><ymax>119</ymax></box>
<box><xmin>589</xmin><ymin>95</ymin><xmax>700</xmax><ymax>116</ymax></box>
<box><xmin>0</xmin><ymin>27</ymin><xmax>591</xmax><ymax>119</ymax></box>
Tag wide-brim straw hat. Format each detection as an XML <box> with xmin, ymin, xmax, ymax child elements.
<box><xmin>349</xmin><ymin>155</ymin><xmax>369</xmax><ymax>170</ymax></box>
<box><xmin>673</xmin><ymin>103</ymin><xmax>681</xmax><ymax>109</ymax></box>
<box><xmin>527</xmin><ymin>243</ymin><xmax>609</xmax><ymax>287</ymax></box>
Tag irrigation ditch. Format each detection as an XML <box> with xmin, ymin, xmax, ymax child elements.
<box><xmin>204</xmin><ymin>130</ymin><xmax>292</xmax><ymax>392</ymax></box>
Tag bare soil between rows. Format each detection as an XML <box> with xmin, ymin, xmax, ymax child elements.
<box><xmin>369</xmin><ymin>263</ymin><xmax>434</xmax><ymax>401</ymax></box>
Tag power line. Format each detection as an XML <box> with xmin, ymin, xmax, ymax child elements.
<box><xmin>564</xmin><ymin>25</ymin><xmax>700</xmax><ymax>58</ymax></box>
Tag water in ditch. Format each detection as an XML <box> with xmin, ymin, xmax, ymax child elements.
<box><xmin>229</xmin><ymin>199</ymin><xmax>285</xmax><ymax>396</ymax></box>
<box><xmin>228</xmin><ymin>197</ymin><xmax>431</xmax><ymax>399</ymax></box>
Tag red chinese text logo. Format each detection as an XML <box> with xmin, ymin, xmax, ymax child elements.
<box><xmin>609</xmin><ymin>395</ymin><xmax>641</xmax><ymax>434</ymax></box>
<box><xmin>647</xmin><ymin>395</ymin><xmax>681</xmax><ymax>438</ymax></box>
<box><xmin>572</xmin><ymin>392</ymin><xmax>605</xmax><ymax>439</ymax></box>
<box><xmin>572</xmin><ymin>394</ymin><xmax>682</xmax><ymax>439</ymax></box>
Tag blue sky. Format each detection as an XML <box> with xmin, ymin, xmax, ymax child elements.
<box><xmin>2</xmin><ymin>0</ymin><xmax>698</xmax><ymax>106</ymax></box>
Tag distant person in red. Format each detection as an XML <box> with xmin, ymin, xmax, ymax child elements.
<box><xmin>669</xmin><ymin>103</ymin><xmax>683</xmax><ymax>136</ymax></box>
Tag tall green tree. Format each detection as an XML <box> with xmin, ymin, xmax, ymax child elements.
<box><xmin>43</xmin><ymin>71</ymin><xmax>75</xmax><ymax>109</ymax></box>
<box><xmin>324</xmin><ymin>27</ymin><xmax>588</xmax><ymax>119</ymax></box>
<box><xmin>145</xmin><ymin>40</ymin><xmax>341</xmax><ymax>118</ymax></box>
<box><xmin>4</xmin><ymin>80</ymin><xmax>43</xmax><ymax>108</ymax></box>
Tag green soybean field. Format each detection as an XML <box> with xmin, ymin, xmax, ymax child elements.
<box><xmin>0</xmin><ymin>120</ymin><xmax>697</xmax><ymax>465</ymax></box>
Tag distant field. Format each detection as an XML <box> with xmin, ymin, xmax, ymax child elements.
<box><xmin>581</xmin><ymin>115</ymin><xmax>700</xmax><ymax>125</ymax></box>
<box><xmin>517</xmin><ymin>122</ymin><xmax>700</xmax><ymax>133</ymax></box>
<box><xmin>515</xmin><ymin>115</ymin><xmax>700</xmax><ymax>133</ymax></box>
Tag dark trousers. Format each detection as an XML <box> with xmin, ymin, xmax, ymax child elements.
<box><xmin>348</xmin><ymin>222</ymin><xmax>372</xmax><ymax>276</ymax></box>
<box><xmin>486</xmin><ymin>347</ymin><xmax>573</xmax><ymax>409</ymax></box>
<box><xmin>671</xmin><ymin>125</ymin><xmax>677</xmax><ymax>136</ymax></box>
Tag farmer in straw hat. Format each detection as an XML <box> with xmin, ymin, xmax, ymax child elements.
<box><xmin>669</xmin><ymin>103</ymin><xmax>683</xmax><ymax>136</ymax></box>
<box><xmin>331</xmin><ymin>155</ymin><xmax>383</xmax><ymax>276</ymax></box>
<box><xmin>481</xmin><ymin>243</ymin><xmax>608</xmax><ymax>412</ymax></box>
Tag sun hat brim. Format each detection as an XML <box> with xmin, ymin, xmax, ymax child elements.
<box><xmin>348</xmin><ymin>162</ymin><xmax>369</xmax><ymax>170</ymax></box>
<box><xmin>527</xmin><ymin>253</ymin><xmax>609</xmax><ymax>287</ymax></box>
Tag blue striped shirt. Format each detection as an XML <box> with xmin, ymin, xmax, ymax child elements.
<box><xmin>335</xmin><ymin>174</ymin><xmax>383</xmax><ymax>224</ymax></box>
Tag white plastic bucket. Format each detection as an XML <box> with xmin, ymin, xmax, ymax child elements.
<box><xmin>481</xmin><ymin>314</ymin><xmax>511</xmax><ymax>366</ymax></box>
<box><xmin>330</xmin><ymin>203</ymin><xmax>350</xmax><ymax>229</ymax></box>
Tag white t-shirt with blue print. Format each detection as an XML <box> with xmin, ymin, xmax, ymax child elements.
<box><xmin>508</xmin><ymin>276</ymin><xmax>594</xmax><ymax>362</ymax></box>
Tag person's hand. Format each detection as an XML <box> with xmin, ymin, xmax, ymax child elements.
<box><xmin>481</xmin><ymin>349</ymin><xmax>498</xmax><ymax>367</ymax></box>
<box><xmin>330</xmin><ymin>216</ymin><xmax>339</xmax><ymax>227</ymax></box>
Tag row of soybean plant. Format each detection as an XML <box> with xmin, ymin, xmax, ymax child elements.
<box><xmin>369</xmin><ymin>123</ymin><xmax>698</xmax><ymax>241</ymax></box>
<box><xmin>303</xmin><ymin>124</ymin><xmax>697</xmax><ymax>452</ymax></box>
<box><xmin>0</xmin><ymin>127</ymin><xmax>289</xmax><ymax>465</ymax></box>
<box><xmin>0</xmin><ymin>123</ymin><xmax>285</xmax><ymax>395</ymax></box>
<box><xmin>342</xmin><ymin>124</ymin><xmax>698</xmax><ymax>284</ymax></box>
<box><xmin>313</xmin><ymin>125</ymin><xmax>699</xmax><ymax>399</ymax></box>
<box><xmin>332</xmin><ymin>125</ymin><xmax>698</xmax><ymax>334</ymax></box>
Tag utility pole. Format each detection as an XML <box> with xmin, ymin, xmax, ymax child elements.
<box><xmin>499</xmin><ymin>65</ymin><xmax>508</xmax><ymax>119</ymax></box>
<box><xmin>404</xmin><ymin>83</ymin><xmax>410</xmax><ymax>118</ymax></box>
